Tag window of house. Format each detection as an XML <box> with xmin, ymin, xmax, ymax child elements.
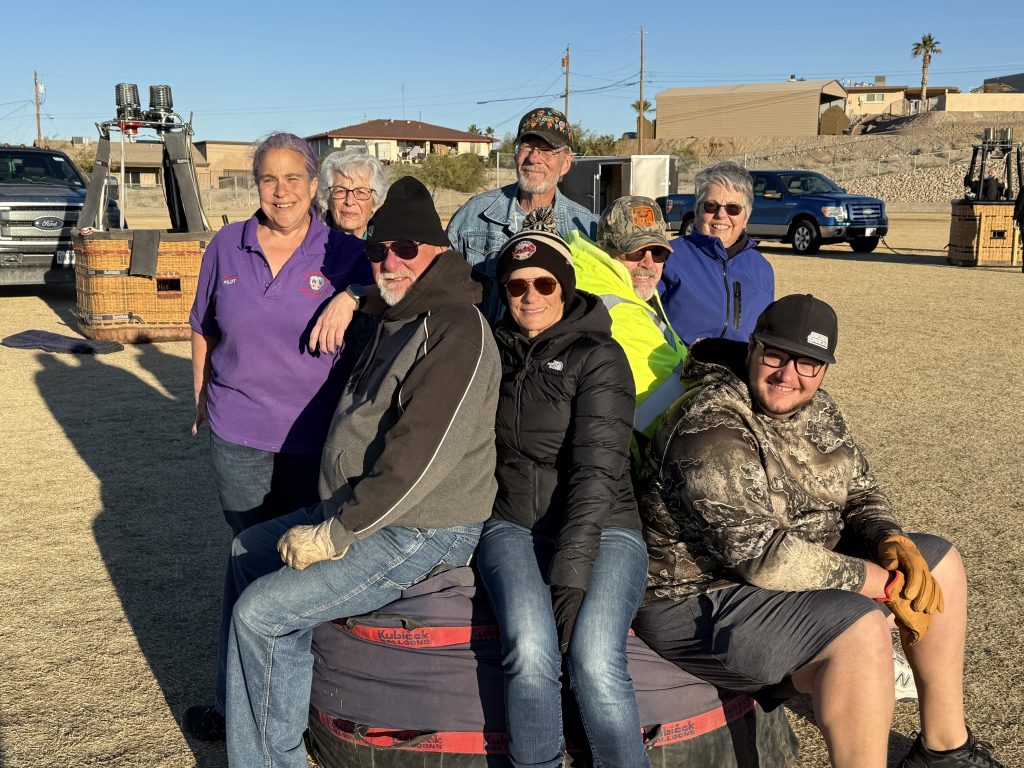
<box><xmin>863</xmin><ymin>93</ymin><xmax>885</xmax><ymax>102</ymax></box>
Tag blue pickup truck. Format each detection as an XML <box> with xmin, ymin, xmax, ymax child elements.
<box><xmin>657</xmin><ymin>169</ymin><xmax>887</xmax><ymax>254</ymax></box>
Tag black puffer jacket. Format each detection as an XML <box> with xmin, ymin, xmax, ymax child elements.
<box><xmin>491</xmin><ymin>291</ymin><xmax>640</xmax><ymax>591</ymax></box>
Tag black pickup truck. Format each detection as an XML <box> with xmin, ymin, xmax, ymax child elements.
<box><xmin>658</xmin><ymin>169</ymin><xmax>888</xmax><ymax>254</ymax></box>
<box><xmin>0</xmin><ymin>145</ymin><xmax>120</xmax><ymax>285</ymax></box>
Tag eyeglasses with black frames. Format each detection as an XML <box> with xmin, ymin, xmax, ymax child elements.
<box><xmin>757</xmin><ymin>342</ymin><xmax>825</xmax><ymax>377</ymax></box>
<box><xmin>365</xmin><ymin>240</ymin><xmax>421</xmax><ymax>263</ymax></box>
<box><xmin>329</xmin><ymin>186</ymin><xmax>373</xmax><ymax>201</ymax></box>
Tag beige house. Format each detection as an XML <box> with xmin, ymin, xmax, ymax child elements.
<box><xmin>306</xmin><ymin>119</ymin><xmax>495</xmax><ymax>163</ymax></box>
<box><xmin>846</xmin><ymin>78</ymin><xmax>960</xmax><ymax>118</ymax></box>
<box><xmin>193</xmin><ymin>140</ymin><xmax>255</xmax><ymax>189</ymax></box>
<box><xmin>655</xmin><ymin>80</ymin><xmax>849</xmax><ymax>138</ymax></box>
<box><xmin>106</xmin><ymin>140</ymin><xmax>208</xmax><ymax>187</ymax></box>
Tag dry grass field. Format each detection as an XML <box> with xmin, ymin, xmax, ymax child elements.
<box><xmin>0</xmin><ymin>213</ymin><xmax>1021</xmax><ymax>767</ymax></box>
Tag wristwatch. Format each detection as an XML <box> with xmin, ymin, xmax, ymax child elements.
<box><xmin>344</xmin><ymin>283</ymin><xmax>368</xmax><ymax>310</ymax></box>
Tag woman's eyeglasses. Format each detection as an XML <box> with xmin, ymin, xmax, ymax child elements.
<box><xmin>329</xmin><ymin>186</ymin><xmax>373</xmax><ymax>201</ymax></box>
<box><xmin>365</xmin><ymin>240</ymin><xmax>421</xmax><ymax>263</ymax></box>
<box><xmin>758</xmin><ymin>343</ymin><xmax>824</xmax><ymax>377</ymax></box>
<box><xmin>505</xmin><ymin>277</ymin><xmax>559</xmax><ymax>297</ymax></box>
<box><xmin>701</xmin><ymin>201</ymin><xmax>744</xmax><ymax>216</ymax></box>
<box><xmin>619</xmin><ymin>246</ymin><xmax>671</xmax><ymax>263</ymax></box>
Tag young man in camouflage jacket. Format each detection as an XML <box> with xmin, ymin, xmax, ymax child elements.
<box><xmin>632</xmin><ymin>294</ymin><xmax>1003</xmax><ymax>768</ymax></box>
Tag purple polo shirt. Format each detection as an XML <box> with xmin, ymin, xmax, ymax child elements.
<box><xmin>189</xmin><ymin>214</ymin><xmax>372</xmax><ymax>454</ymax></box>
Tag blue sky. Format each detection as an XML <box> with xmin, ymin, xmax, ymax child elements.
<box><xmin>1</xmin><ymin>1</ymin><xmax>1020</xmax><ymax>147</ymax></box>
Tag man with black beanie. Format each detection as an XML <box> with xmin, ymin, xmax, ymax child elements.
<box><xmin>223</xmin><ymin>176</ymin><xmax>502</xmax><ymax>768</ymax></box>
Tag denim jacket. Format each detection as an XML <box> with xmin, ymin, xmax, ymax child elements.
<box><xmin>447</xmin><ymin>183</ymin><xmax>597</xmax><ymax>324</ymax></box>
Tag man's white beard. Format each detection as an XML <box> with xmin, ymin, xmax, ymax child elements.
<box><xmin>376</xmin><ymin>271</ymin><xmax>416</xmax><ymax>306</ymax></box>
<box><xmin>516</xmin><ymin>168</ymin><xmax>558</xmax><ymax>196</ymax></box>
<box><xmin>634</xmin><ymin>283</ymin><xmax>657</xmax><ymax>301</ymax></box>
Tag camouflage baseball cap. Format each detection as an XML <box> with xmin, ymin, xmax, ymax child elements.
<box><xmin>597</xmin><ymin>196</ymin><xmax>671</xmax><ymax>254</ymax></box>
<box><xmin>516</xmin><ymin>107</ymin><xmax>575</xmax><ymax>150</ymax></box>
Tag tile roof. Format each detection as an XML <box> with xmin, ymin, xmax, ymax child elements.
<box><xmin>307</xmin><ymin>119</ymin><xmax>496</xmax><ymax>144</ymax></box>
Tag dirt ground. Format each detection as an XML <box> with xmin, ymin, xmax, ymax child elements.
<box><xmin>0</xmin><ymin>212</ymin><xmax>1021</xmax><ymax>767</ymax></box>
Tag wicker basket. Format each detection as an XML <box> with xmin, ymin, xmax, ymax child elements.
<box><xmin>947</xmin><ymin>201</ymin><xmax>1021</xmax><ymax>267</ymax></box>
<box><xmin>73</xmin><ymin>230</ymin><xmax>212</xmax><ymax>342</ymax></box>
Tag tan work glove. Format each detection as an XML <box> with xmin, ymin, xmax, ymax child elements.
<box><xmin>878</xmin><ymin>569</ymin><xmax>932</xmax><ymax>645</ymax></box>
<box><xmin>876</xmin><ymin>534</ymin><xmax>944</xmax><ymax>615</ymax></box>
<box><xmin>277</xmin><ymin>517</ymin><xmax>349</xmax><ymax>571</ymax></box>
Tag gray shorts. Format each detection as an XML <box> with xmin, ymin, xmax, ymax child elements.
<box><xmin>632</xmin><ymin>532</ymin><xmax>951</xmax><ymax>695</ymax></box>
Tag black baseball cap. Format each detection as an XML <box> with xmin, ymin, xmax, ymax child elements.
<box><xmin>752</xmin><ymin>294</ymin><xmax>838</xmax><ymax>364</ymax></box>
<box><xmin>516</xmin><ymin>107</ymin><xmax>575</xmax><ymax>151</ymax></box>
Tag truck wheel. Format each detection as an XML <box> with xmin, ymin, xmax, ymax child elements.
<box><xmin>850</xmin><ymin>236</ymin><xmax>879</xmax><ymax>253</ymax></box>
<box><xmin>679</xmin><ymin>214</ymin><xmax>695</xmax><ymax>236</ymax></box>
<box><xmin>790</xmin><ymin>220</ymin><xmax>821</xmax><ymax>255</ymax></box>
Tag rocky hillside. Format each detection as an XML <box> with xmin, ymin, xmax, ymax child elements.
<box><xmin>843</xmin><ymin>164</ymin><xmax>970</xmax><ymax>203</ymax></box>
<box><xmin>619</xmin><ymin>111</ymin><xmax>1024</xmax><ymax>204</ymax></box>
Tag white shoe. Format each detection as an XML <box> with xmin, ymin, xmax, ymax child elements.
<box><xmin>894</xmin><ymin>648</ymin><xmax>918</xmax><ymax>700</ymax></box>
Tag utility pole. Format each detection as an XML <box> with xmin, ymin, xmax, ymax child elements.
<box><xmin>562</xmin><ymin>45</ymin><xmax>570</xmax><ymax>121</ymax></box>
<box><xmin>638</xmin><ymin>29</ymin><xmax>645</xmax><ymax>155</ymax></box>
<box><xmin>34</xmin><ymin>70</ymin><xmax>43</xmax><ymax>147</ymax></box>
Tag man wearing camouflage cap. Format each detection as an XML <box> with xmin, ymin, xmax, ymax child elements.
<box><xmin>632</xmin><ymin>294</ymin><xmax>1005</xmax><ymax>768</ymax></box>
<box><xmin>567</xmin><ymin>195</ymin><xmax>686</xmax><ymax>438</ymax></box>
<box><xmin>448</xmin><ymin>107</ymin><xmax>597</xmax><ymax>323</ymax></box>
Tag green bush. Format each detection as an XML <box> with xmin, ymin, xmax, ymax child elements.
<box><xmin>400</xmin><ymin>153</ymin><xmax>488</xmax><ymax>194</ymax></box>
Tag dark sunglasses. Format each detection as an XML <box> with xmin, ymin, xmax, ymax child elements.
<box><xmin>702</xmin><ymin>201</ymin><xmax>744</xmax><ymax>216</ymax></box>
<box><xmin>505</xmin><ymin>277</ymin><xmax>559</xmax><ymax>297</ymax></box>
<box><xmin>758</xmin><ymin>343</ymin><xmax>824</xmax><ymax>378</ymax></box>
<box><xmin>365</xmin><ymin>240</ymin><xmax>420</xmax><ymax>263</ymax></box>
<box><xmin>620</xmin><ymin>246</ymin><xmax>671</xmax><ymax>263</ymax></box>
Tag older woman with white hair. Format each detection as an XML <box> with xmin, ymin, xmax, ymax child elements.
<box><xmin>317</xmin><ymin>150</ymin><xmax>387</xmax><ymax>238</ymax></box>
<box><xmin>660</xmin><ymin>160</ymin><xmax>774</xmax><ymax>346</ymax></box>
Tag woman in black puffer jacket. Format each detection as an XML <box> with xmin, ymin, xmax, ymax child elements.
<box><xmin>475</xmin><ymin>229</ymin><xmax>650</xmax><ymax>768</ymax></box>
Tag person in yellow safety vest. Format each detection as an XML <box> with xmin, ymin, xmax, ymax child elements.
<box><xmin>566</xmin><ymin>195</ymin><xmax>687</xmax><ymax>439</ymax></box>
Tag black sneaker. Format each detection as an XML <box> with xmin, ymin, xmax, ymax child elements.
<box><xmin>899</xmin><ymin>730</ymin><xmax>1005</xmax><ymax>768</ymax></box>
<box><xmin>181</xmin><ymin>704</ymin><xmax>226</xmax><ymax>742</ymax></box>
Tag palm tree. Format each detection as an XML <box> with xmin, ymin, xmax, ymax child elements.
<box><xmin>631</xmin><ymin>99</ymin><xmax>653</xmax><ymax>118</ymax></box>
<box><xmin>911</xmin><ymin>34</ymin><xmax>942</xmax><ymax>111</ymax></box>
<box><xmin>631</xmin><ymin>99</ymin><xmax>653</xmax><ymax>138</ymax></box>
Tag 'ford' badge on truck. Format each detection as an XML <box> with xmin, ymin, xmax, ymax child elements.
<box><xmin>34</xmin><ymin>217</ymin><xmax>64</xmax><ymax>230</ymax></box>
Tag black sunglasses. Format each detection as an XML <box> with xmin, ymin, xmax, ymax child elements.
<box><xmin>365</xmin><ymin>240</ymin><xmax>420</xmax><ymax>263</ymax></box>
<box><xmin>702</xmin><ymin>201</ymin><xmax>744</xmax><ymax>216</ymax></box>
<box><xmin>505</xmin><ymin>277</ymin><xmax>559</xmax><ymax>297</ymax></box>
<box><xmin>620</xmin><ymin>246</ymin><xmax>671</xmax><ymax>263</ymax></box>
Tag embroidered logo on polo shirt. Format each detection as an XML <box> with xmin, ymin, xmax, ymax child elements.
<box><xmin>222</xmin><ymin>274</ymin><xmax>238</xmax><ymax>285</ymax></box>
<box><xmin>301</xmin><ymin>271</ymin><xmax>327</xmax><ymax>298</ymax></box>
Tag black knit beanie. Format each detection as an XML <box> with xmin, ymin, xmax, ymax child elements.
<box><xmin>367</xmin><ymin>176</ymin><xmax>448</xmax><ymax>245</ymax></box>
<box><xmin>496</xmin><ymin>230</ymin><xmax>575</xmax><ymax>307</ymax></box>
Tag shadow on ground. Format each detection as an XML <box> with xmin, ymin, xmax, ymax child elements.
<box><xmin>33</xmin><ymin>312</ymin><xmax>228</xmax><ymax>766</ymax></box>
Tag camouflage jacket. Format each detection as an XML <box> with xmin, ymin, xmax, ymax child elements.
<box><xmin>638</xmin><ymin>338</ymin><xmax>903</xmax><ymax>603</ymax></box>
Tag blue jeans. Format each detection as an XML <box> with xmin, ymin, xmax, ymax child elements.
<box><xmin>209</xmin><ymin>431</ymin><xmax>322</xmax><ymax>714</ymax></box>
<box><xmin>475</xmin><ymin>520</ymin><xmax>651</xmax><ymax>768</ymax></box>
<box><xmin>224</xmin><ymin>507</ymin><xmax>482</xmax><ymax>768</ymax></box>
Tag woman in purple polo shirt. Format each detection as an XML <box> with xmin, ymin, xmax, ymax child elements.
<box><xmin>182</xmin><ymin>132</ymin><xmax>371</xmax><ymax>741</ymax></box>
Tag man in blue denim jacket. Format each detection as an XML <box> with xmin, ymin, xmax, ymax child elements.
<box><xmin>447</xmin><ymin>107</ymin><xmax>597</xmax><ymax>323</ymax></box>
